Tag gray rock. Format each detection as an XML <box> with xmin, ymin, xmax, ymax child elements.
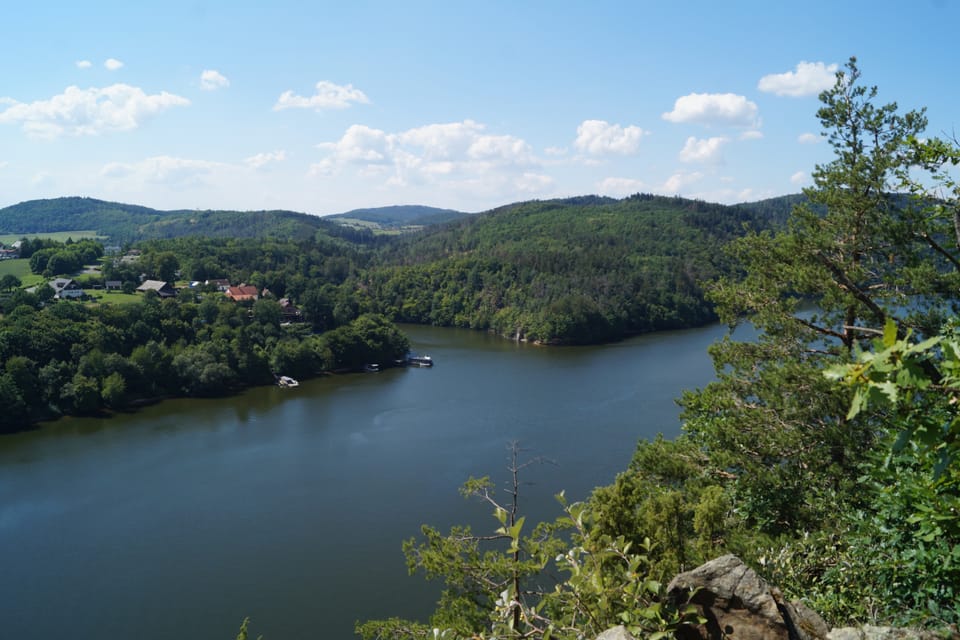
<box><xmin>595</xmin><ymin>626</ymin><xmax>637</xmax><ymax>640</ymax></box>
<box><xmin>666</xmin><ymin>554</ymin><xmax>829</xmax><ymax>640</ymax></box>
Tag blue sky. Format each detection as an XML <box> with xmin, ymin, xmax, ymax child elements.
<box><xmin>1</xmin><ymin>1</ymin><xmax>958</xmax><ymax>215</ymax></box>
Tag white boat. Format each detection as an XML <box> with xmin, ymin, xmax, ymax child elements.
<box><xmin>406</xmin><ymin>355</ymin><xmax>433</xmax><ymax>367</ymax></box>
<box><xmin>277</xmin><ymin>375</ymin><xmax>299</xmax><ymax>387</ymax></box>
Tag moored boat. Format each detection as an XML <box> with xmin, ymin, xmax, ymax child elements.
<box><xmin>277</xmin><ymin>375</ymin><xmax>299</xmax><ymax>387</ymax></box>
<box><xmin>406</xmin><ymin>355</ymin><xmax>433</xmax><ymax>367</ymax></box>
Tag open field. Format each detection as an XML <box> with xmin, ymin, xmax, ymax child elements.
<box><xmin>84</xmin><ymin>290</ymin><xmax>142</xmax><ymax>305</ymax></box>
<box><xmin>0</xmin><ymin>259</ymin><xmax>44</xmax><ymax>287</ymax></box>
<box><xmin>0</xmin><ymin>230</ymin><xmax>105</xmax><ymax>244</ymax></box>
<box><xmin>331</xmin><ymin>218</ymin><xmax>420</xmax><ymax>235</ymax></box>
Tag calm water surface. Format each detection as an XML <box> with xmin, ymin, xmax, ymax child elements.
<box><xmin>0</xmin><ymin>323</ymin><xmax>731</xmax><ymax>639</ymax></box>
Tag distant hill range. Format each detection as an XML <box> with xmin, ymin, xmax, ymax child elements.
<box><xmin>0</xmin><ymin>197</ymin><xmax>354</xmax><ymax>244</ymax></box>
<box><xmin>0</xmin><ymin>194</ymin><xmax>803</xmax><ymax>245</ymax></box>
<box><xmin>325</xmin><ymin>204</ymin><xmax>470</xmax><ymax>230</ymax></box>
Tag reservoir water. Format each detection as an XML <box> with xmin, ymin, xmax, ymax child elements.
<box><xmin>0</xmin><ymin>323</ymin><xmax>732</xmax><ymax>639</ymax></box>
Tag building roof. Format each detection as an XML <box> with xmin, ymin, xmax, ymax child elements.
<box><xmin>225</xmin><ymin>284</ymin><xmax>259</xmax><ymax>301</ymax></box>
<box><xmin>136</xmin><ymin>280</ymin><xmax>176</xmax><ymax>297</ymax></box>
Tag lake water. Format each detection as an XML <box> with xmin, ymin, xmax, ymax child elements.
<box><xmin>0</xmin><ymin>323</ymin><xmax>732</xmax><ymax>639</ymax></box>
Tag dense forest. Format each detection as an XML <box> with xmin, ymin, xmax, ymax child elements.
<box><xmin>359</xmin><ymin>194</ymin><xmax>781</xmax><ymax>343</ymax></box>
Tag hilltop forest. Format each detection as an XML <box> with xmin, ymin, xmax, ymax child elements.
<box><xmin>2</xmin><ymin>59</ymin><xmax>958</xmax><ymax>639</ymax></box>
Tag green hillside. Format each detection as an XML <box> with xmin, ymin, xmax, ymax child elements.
<box><xmin>359</xmin><ymin>193</ymin><xmax>779</xmax><ymax>343</ymax></box>
<box><xmin>326</xmin><ymin>204</ymin><xmax>470</xmax><ymax>232</ymax></box>
<box><xmin>0</xmin><ymin>197</ymin><xmax>361</xmax><ymax>244</ymax></box>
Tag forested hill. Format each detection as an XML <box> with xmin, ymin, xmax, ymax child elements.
<box><xmin>0</xmin><ymin>197</ymin><xmax>367</xmax><ymax>244</ymax></box>
<box><xmin>359</xmin><ymin>193</ymin><xmax>781</xmax><ymax>343</ymax></box>
<box><xmin>326</xmin><ymin>204</ymin><xmax>469</xmax><ymax>228</ymax></box>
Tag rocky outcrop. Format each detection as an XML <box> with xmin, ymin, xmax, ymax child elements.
<box><xmin>665</xmin><ymin>554</ymin><xmax>829</xmax><ymax>640</ymax></box>
<box><xmin>592</xmin><ymin>556</ymin><xmax>957</xmax><ymax>640</ymax></box>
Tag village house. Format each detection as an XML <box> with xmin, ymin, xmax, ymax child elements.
<box><xmin>225</xmin><ymin>284</ymin><xmax>259</xmax><ymax>302</ymax></box>
<box><xmin>205</xmin><ymin>278</ymin><xmax>231</xmax><ymax>292</ymax></box>
<box><xmin>279</xmin><ymin>298</ymin><xmax>303</xmax><ymax>322</ymax></box>
<box><xmin>48</xmin><ymin>278</ymin><xmax>84</xmax><ymax>299</ymax></box>
<box><xmin>136</xmin><ymin>280</ymin><xmax>177</xmax><ymax>298</ymax></box>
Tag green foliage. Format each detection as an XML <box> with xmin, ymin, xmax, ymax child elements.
<box><xmin>235</xmin><ymin>617</ymin><xmax>263</xmax><ymax>640</ymax></box>
<box><xmin>813</xmin><ymin>319</ymin><xmax>960</xmax><ymax>625</ymax></box>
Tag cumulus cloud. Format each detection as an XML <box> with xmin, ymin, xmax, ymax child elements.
<box><xmin>662</xmin><ymin>171</ymin><xmax>704</xmax><ymax>193</ymax></box>
<box><xmin>679</xmin><ymin>136</ymin><xmax>728</xmax><ymax>163</ymax></box>
<box><xmin>574</xmin><ymin>119</ymin><xmax>646</xmax><ymax>155</ymax></box>
<box><xmin>104</xmin><ymin>58</ymin><xmax>124</xmax><ymax>71</ymax></box>
<box><xmin>598</xmin><ymin>176</ymin><xmax>646</xmax><ymax>196</ymax></box>
<box><xmin>274</xmin><ymin>80</ymin><xmax>369</xmax><ymax>111</ymax></box>
<box><xmin>791</xmin><ymin>171</ymin><xmax>808</xmax><ymax>185</ymax></box>
<box><xmin>100</xmin><ymin>155</ymin><xmax>224</xmax><ymax>188</ymax></box>
<box><xmin>313</xmin><ymin>119</ymin><xmax>547</xmax><ymax>200</ymax></box>
<box><xmin>740</xmin><ymin>130</ymin><xmax>763</xmax><ymax>140</ymax></box>
<box><xmin>662</xmin><ymin>93</ymin><xmax>759</xmax><ymax>127</ymax></box>
<box><xmin>0</xmin><ymin>84</ymin><xmax>190</xmax><ymax>138</ymax></box>
<box><xmin>244</xmin><ymin>150</ymin><xmax>286</xmax><ymax>169</ymax></box>
<box><xmin>76</xmin><ymin>60</ymin><xmax>92</xmax><ymax>69</ymax></box>
<box><xmin>797</xmin><ymin>132</ymin><xmax>820</xmax><ymax>144</ymax></box>
<box><xmin>758</xmin><ymin>61</ymin><xmax>838</xmax><ymax>97</ymax></box>
<box><xmin>200</xmin><ymin>69</ymin><xmax>230</xmax><ymax>91</ymax></box>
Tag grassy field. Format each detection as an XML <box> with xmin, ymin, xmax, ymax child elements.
<box><xmin>0</xmin><ymin>259</ymin><xmax>45</xmax><ymax>287</ymax></box>
<box><xmin>331</xmin><ymin>218</ymin><xmax>420</xmax><ymax>235</ymax></box>
<box><xmin>0</xmin><ymin>230</ymin><xmax>105</xmax><ymax>244</ymax></box>
<box><xmin>85</xmin><ymin>289</ymin><xmax>142</xmax><ymax>305</ymax></box>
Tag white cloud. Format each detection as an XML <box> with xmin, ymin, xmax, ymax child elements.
<box><xmin>76</xmin><ymin>60</ymin><xmax>92</xmax><ymax>69</ymax></box>
<box><xmin>104</xmin><ymin>58</ymin><xmax>124</xmax><ymax>71</ymax></box>
<box><xmin>662</xmin><ymin>171</ymin><xmax>704</xmax><ymax>193</ymax></box>
<box><xmin>0</xmin><ymin>160</ymin><xmax>9</xmax><ymax>170</ymax></box>
<box><xmin>0</xmin><ymin>84</ymin><xmax>189</xmax><ymax>138</ymax></box>
<box><xmin>200</xmin><ymin>69</ymin><xmax>230</xmax><ymax>91</ymax></box>
<box><xmin>544</xmin><ymin>146</ymin><xmax>568</xmax><ymax>157</ymax></box>
<box><xmin>662</xmin><ymin>93</ymin><xmax>759</xmax><ymax>127</ymax></box>
<box><xmin>598</xmin><ymin>176</ymin><xmax>646</xmax><ymax>196</ymax></box>
<box><xmin>100</xmin><ymin>155</ymin><xmax>224</xmax><ymax>188</ymax></box>
<box><xmin>679</xmin><ymin>136</ymin><xmax>728</xmax><ymax>163</ymax></box>
<box><xmin>244</xmin><ymin>150</ymin><xmax>286</xmax><ymax>169</ymax></box>
<box><xmin>797</xmin><ymin>132</ymin><xmax>820</xmax><ymax>144</ymax></box>
<box><xmin>274</xmin><ymin>80</ymin><xmax>369</xmax><ymax>111</ymax></box>
<box><xmin>740</xmin><ymin>130</ymin><xmax>763</xmax><ymax>140</ymax></box>
<box><xmin>468</xmin><ymin>134</ymin><xmax>533</xmax><ymax>162</ymax></box>
<box><xmin>313</xmin><ymin>119</ymin><xmax>547</xmax><ymax>203</ymax></box>
<box><xmin>515</xmin><ymin>172</ymin><xmax>554</xmax><ymax>192</ymax></box>
<box><xmin>574</xmin><ymin>119</ymin><xmax>646</xmax><ymax>155</ymax></box>
<box><xmin>758</xmin><ymin>61</ymin><xmax>838</xmax><ymax>97</ymax></box>
<box><xmin>317</xmin><ymin>124</ymin><xmax>393</xmax><ymax>164</ymax></box>
<box><xmin>397</xmin><ymin>120</ymin><xmax>483</xmax><ymax>158</ymax></box>
<box><xmin>790</xmin><ymin>171</ymin><xmax>808</xmax><ymax>185</ymax></box>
